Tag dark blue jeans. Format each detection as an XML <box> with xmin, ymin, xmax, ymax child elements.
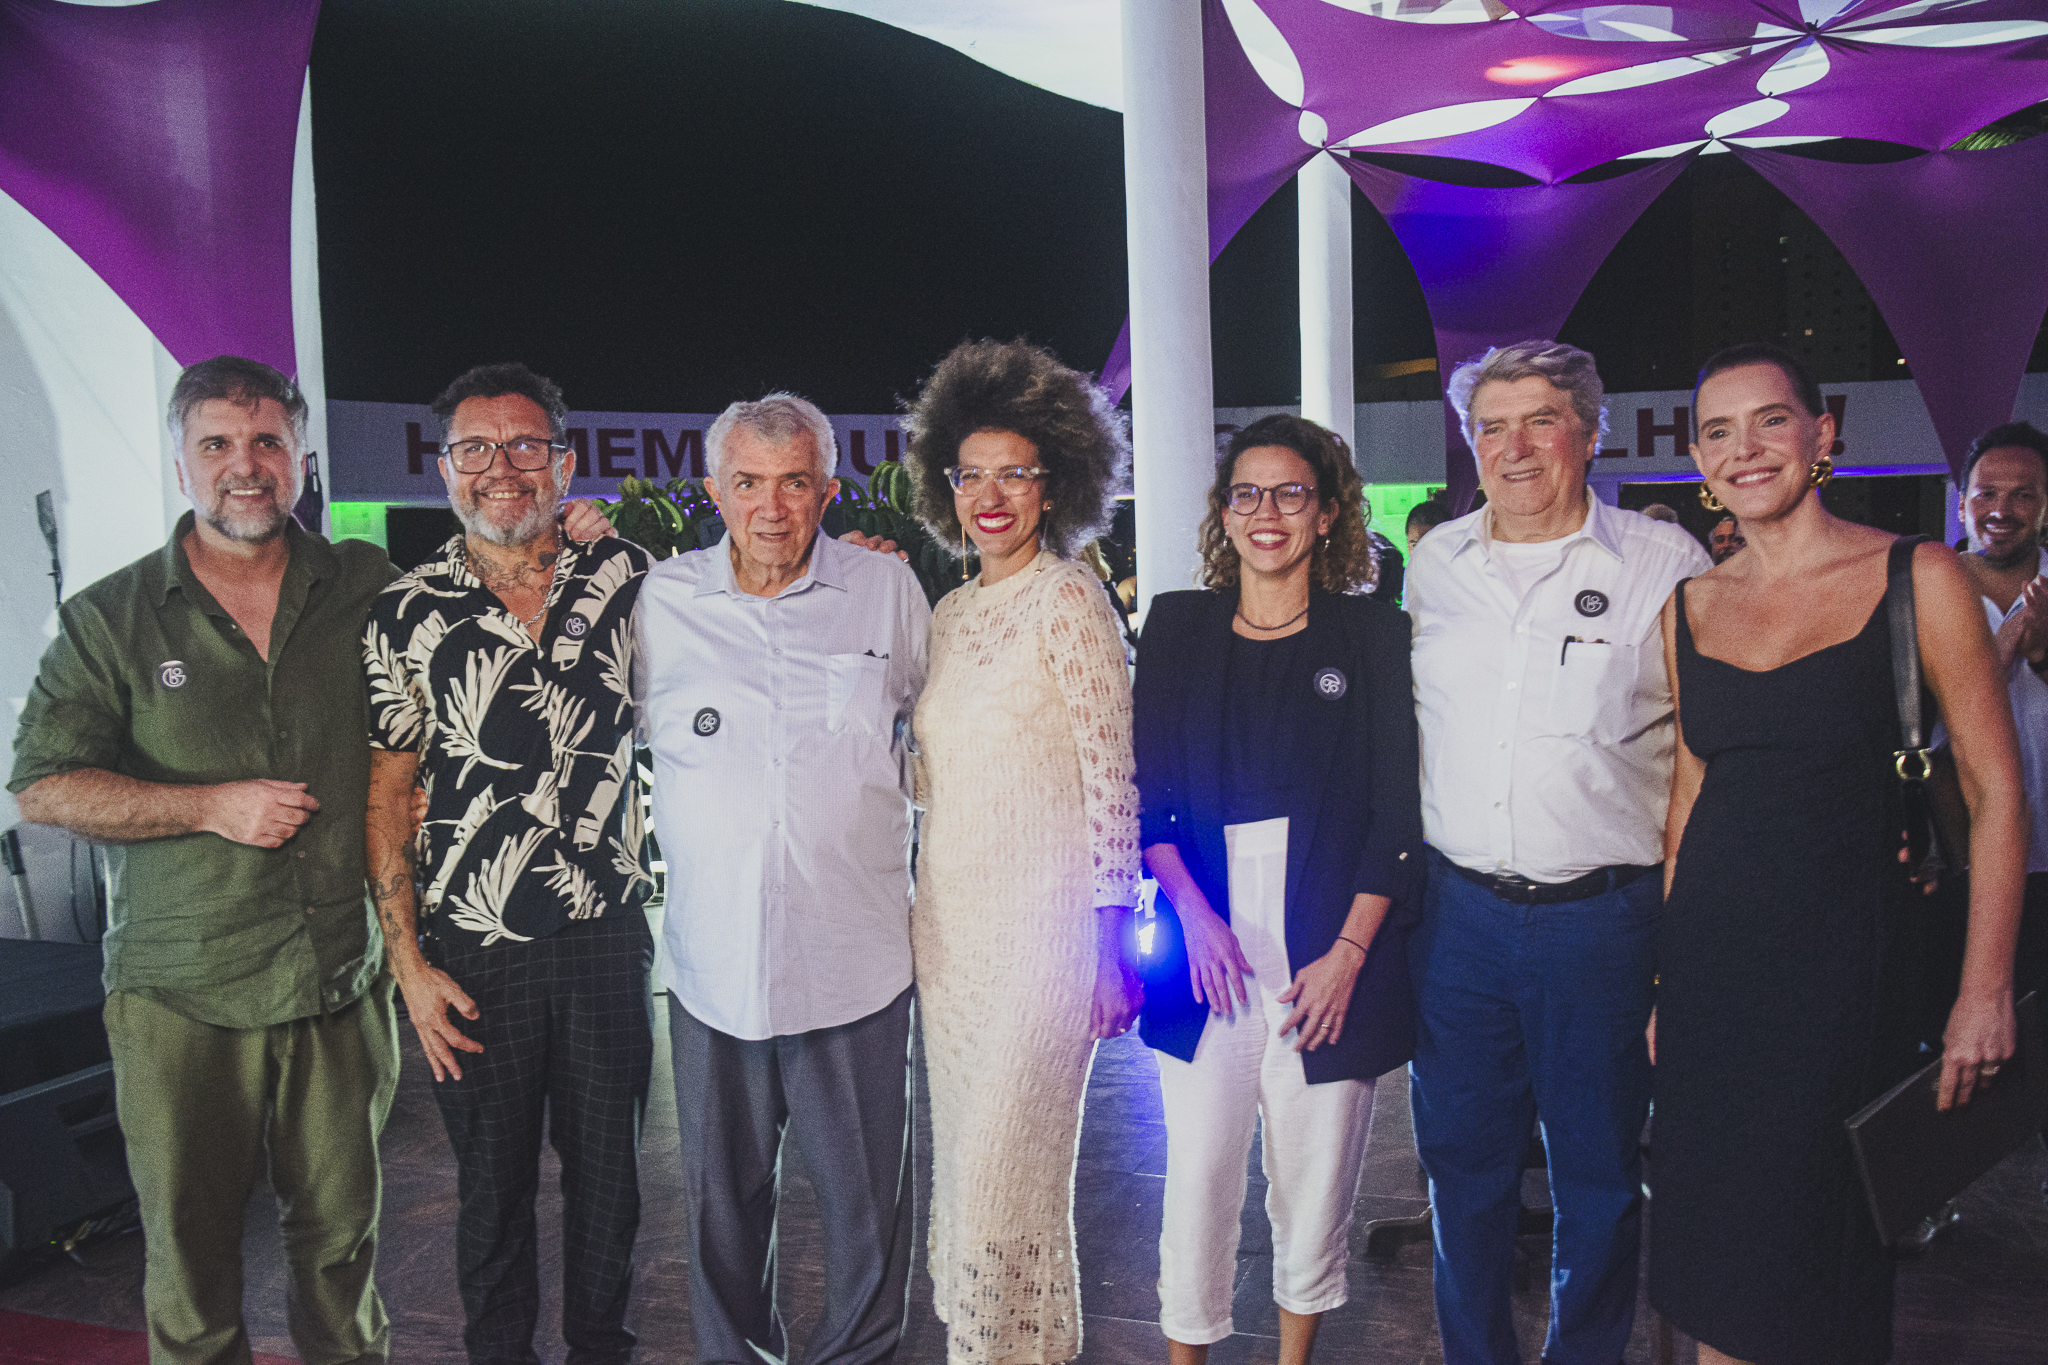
<box><xmin>1409</xmin><ymin>850</ymin><xmax>1659</xmax><ymax>1365</ymax></box>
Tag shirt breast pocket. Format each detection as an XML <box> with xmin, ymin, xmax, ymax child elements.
<box><xmin>827</xmin><ymin>653</ymin><xmax>889</xmax><ymax>734</ymax></box>
<box><xmin>1549</xmin><ymin>640</ymin><xmax>1627</xmax><ymax>740</ymax></box>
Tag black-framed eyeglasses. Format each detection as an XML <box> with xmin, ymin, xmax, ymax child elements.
<box><xmin>946</xmin><ymin>464</ymin><xmax>1047</xmax><ymax>493</ymax></box>
<box><xmin>1226</xmin><ymin>482</ymin><xmax>1316</xmax><ymax>516</ymax></box>
<box><xmin>442</xmin><ymin>437</ymin><xmax>569</xmax><ymax>474</ymax></box>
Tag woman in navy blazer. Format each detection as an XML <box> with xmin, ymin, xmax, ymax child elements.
<box><xmin>1133</xmin><ymin>414</ymin><xmax>1423</xmax><ymax>1365</ymax></box>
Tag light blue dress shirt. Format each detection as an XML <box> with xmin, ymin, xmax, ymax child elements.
<box><xmin>637</xmin><ymin>530</ymin><xmax>930</xmax><ymax>1039</ymax></box>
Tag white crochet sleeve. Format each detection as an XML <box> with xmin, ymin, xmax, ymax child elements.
<box><xmin>1039</xmin><ymin>564</ymin><xmax>1141</xmax><ymax>909</ymax></box>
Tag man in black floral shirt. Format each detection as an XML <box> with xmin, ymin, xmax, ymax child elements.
<box><xmin>362</xmin><ymin>363</ymin><xmax>652</xmax><ymax>1365</ymax></box>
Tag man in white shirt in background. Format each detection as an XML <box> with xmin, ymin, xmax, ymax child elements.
<box><xmin>636</xmin><ymin>393</ymin><xmax>929</xmax><ymax>1365</ymax></box>
<box><xmin>1405</xmin><ymin>340</ymin><xmax>1711</xmax><ymax>1365</ymax></box>
<box><xmin>1952</xmin><ymin>421</ymin><xmax>2048</xmax><ymax>1164</ymax></box>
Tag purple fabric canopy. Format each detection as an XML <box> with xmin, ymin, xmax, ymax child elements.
<box><xmin>1261</xmin><ymin>0</ymin><xmax>2048</xmax><ymax>183</ymax></box>
<box><xmin>1101</xmin><ymin>0</ymin><xmax>2048</xmax><ymax>501</ymax></box>
<box><xmin>1343</xmin><ymin>151</ymin><xmax>1699</xmax><ymax>509</ymax></box>
<box><xmin>1734</xmin><ymin>137</ymin><xmax>2048</xmax><ymax>475</ymax></box>
<box><xmin>0</xmin><ymin>0</ymin><xmax>317</xmax><ymax>374</ymax></box>
<box><xmin>1262</xmin><ymin>0</ymin><xmax>1732</xmax><ymax>169</ymax></box>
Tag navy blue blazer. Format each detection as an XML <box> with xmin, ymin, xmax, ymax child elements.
<box><xmin>1132</xmin><ymin>587</ymin><xmax>1424</xmax><ymax>1084</ymax></box>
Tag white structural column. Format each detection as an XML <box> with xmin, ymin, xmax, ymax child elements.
<box><xmin>291</xmin><ymin>74</ymin><xmax>331</xmax><ymax>531</ymax></box>
<box><xmin>1297</xmin><ymin>150</ymin><xmax>1354</xmax><ymax>454</ymax></box>
<box><xmin>1122</xmin><ymin>0</ymin><xmax>1215</xmax><ymax>618</ymax></box>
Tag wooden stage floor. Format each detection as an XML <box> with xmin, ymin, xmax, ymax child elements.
<box><xmin>5</xmin><ymin>990</ymin><xmax>2044</xmax><ymax>1364</ymax></box>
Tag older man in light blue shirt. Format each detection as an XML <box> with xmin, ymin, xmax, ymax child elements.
<box><xmin>637</xmin><ymin>393</ymin><xmax>928</xmax><ymax>1365</ymax></box>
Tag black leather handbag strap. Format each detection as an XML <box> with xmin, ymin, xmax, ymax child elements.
<box><xmin>1886</xmin><ymin>535</ymin><xmax>1933</xmax><ymax>779</ymax></box>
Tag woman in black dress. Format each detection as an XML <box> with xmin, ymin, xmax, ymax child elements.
<box><xmin>1134</xmin><ymin>415</ymin><xmax>1422</xmax><ymax>1365</ymax></box>
<box><xmin>1650</xmin><ymin>344</ymin><xmax>2023</xmax><ymax>1365</ymax></box>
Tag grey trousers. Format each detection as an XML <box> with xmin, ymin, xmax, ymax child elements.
<box><xmin>669</xmin><ymin>988</ymin><xmax>914</xmax><ymax>1365</ymax></box>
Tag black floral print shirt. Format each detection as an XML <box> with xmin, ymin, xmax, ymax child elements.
<box><xmin>363</xmin><ymin>534</ymin><xmax>652</xmax><ymax>948</ymax></box>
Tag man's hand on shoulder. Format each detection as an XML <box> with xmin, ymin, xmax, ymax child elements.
<box><xmin>200</xmin><ymin>779</ymin><xmax>319</xmax><ymax>848</ymax></box>
<box><xmin>562</xmin><ymin>499</ymin><xmax>618</xmax><ymax>543</ymax></box>
<box><xmin>839</xmin><ymin>529</ymin><xmax>909</xmax><ymax>561</ymax></box>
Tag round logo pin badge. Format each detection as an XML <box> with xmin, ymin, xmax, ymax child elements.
<box><xmin>1312</xmin><ymin>666</ymin><xmax>1348</xmax><ymax>701</ymax></box>
<box><xmin>1574</xmin><ymin>590</ymin><xmax>1610</xmax><ymax>618</ymax></box>
<box><xmin>693</xmin><ymin>707</ymin><xmax>721</xmax><ymax>737</ymax></box>
<box><xmin>158</xmin><ymin>660</ymin><xmax>187</xmax><ymax>689</ymax></box>
<box><xmin>562</xmin><ymin>612</ymin><xmax>589</xmax><ymax>639</ymax></box>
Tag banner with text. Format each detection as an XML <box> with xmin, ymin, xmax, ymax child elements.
<box><xmin>327</xmin><ymin>402</ymin><xmax>913</xmax><ymax>503</ymax></box>
<box><xmin>329</xmin><ymin>376</ymin><xmax>2046</xmax><ymax>503</ymax></box>
<box><xmin>1247</xmin><ymin>375</ymin><xmax>2047</xmax><ymax>487</ymax></box>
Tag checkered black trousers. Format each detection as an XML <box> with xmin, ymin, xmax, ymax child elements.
<box><xmin>429</xmin><ymin>909</ymin><xmax>655</xmax><ymax>1365</ymax></box>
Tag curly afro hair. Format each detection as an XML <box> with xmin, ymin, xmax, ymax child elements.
<box><xmin>1197</xmin><ymin>414</ymin><xmax>1376</xmax><ymax>594</ymax></box>
<box><xmin>904</xmin><ymin>338</ymin><xmax>1128</xmax><ymax>560</ymax></box>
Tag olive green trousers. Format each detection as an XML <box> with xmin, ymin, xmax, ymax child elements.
<box><xmin>104</xmin><ymin>979</ymin><xmax>400</xmax><ymax>1365</ymax></box>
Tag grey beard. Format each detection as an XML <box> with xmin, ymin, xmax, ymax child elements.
<box><xmin>454</xmin><ymin>477</ymin><xmax>564</xmax><ymax>548</ymax></box>
<box><xmin>199</xmin><ymin>485</ymin><xmax>294</xmax><ymax>543</ymax></box>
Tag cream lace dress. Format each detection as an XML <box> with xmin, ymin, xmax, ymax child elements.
<box><xmin>912</xmin><ymin>551</ymin><xmax>1141</xmax><ymax>1365</ymax></box>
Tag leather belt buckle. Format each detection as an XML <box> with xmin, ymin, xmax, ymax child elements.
<box><xmin>1450</xmin><ymin>860</ymin><xmax>1658</xmax><ymax>906</ymax></box>
<box><xmin>1447</xmin><ymin>861</ymin><xmax>1546</xmax><ymax>904</ymax></box>
<box><xmin>1487</xmin><ymin>872</ymin><xmax>1543</xmax><ymax>904</ymax></box>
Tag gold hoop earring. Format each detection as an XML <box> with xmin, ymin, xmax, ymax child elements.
<box><xmin>1808</xmin><ymin>454</ymin><xmax>1834</xmax><ymax>488</ymax></box>
<box><xmin>961</xmin><ymin>523</ymin><xmax>970</xmax><ymax>582</ymax></box>
<box><xmin>1698</xmin><ymin>484</ymin><xmax>1725</xmax><ymax>513</ymax></box>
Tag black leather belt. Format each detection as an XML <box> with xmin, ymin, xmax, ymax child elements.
<box><xmin>1448</xmin><ymin>860</ymin><xmax>1659</xmax><ymax>905</ymax></box>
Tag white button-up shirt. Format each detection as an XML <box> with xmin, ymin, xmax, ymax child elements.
<box><xmin>1408</xmin><ymin>494</ymin><xmax>1712</xmax><ymax>883</ymax></box>
<box><xmin>1985</xmin><ymin>549</ymin><xmax>2048</xmax><ymax>874</ymax></box>
<box><xmin>637</xmin><ymin>530</ymin><xmax>930</xmax><ymax>1039</ymax></box>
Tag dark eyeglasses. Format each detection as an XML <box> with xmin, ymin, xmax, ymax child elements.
<box><xmin>1225</xmin><ymin>482</ymin><xmax>1316</xmax><ymax>516</ymax></box>
<box><xmin>442</xmin><ymin>437</ymin><xmax>569</xmax><ymax>474</ymax></box>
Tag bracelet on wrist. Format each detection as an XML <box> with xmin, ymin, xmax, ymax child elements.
<box><xmin>1336</xmin><ymin>934</ymin><xmax>1369</xmax><ymax>960</ymax></box>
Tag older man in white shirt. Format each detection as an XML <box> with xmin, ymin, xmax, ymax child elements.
<box><xmin>638</xmin><ymin>394</ymin><xmax>929</xmax><ymax>1365</ymax></box>
<box><xmin>1405</xmin><ymin>341</ymin><xmax>1711</xmax><ymax>1365</ymax></box>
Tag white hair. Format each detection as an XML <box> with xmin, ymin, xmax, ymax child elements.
<box><xmin>705</xmin><ymin>392</ymin><xmax>838</xmax><ymax>484</ymax></box>
<box><xmin>1445</xmin><ymin>339</ymin><xmax>1608</xmax><ymax>447</ymax></box>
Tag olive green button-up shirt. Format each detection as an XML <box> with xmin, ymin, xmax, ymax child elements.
<box><xmin>9</xmin><ymin>513</ymin><xmax>400</xmax><ymax>1029</ymax></box>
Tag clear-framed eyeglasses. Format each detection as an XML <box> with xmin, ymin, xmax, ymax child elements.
<box><xmin>945</xmin><ymin>464</ymin><xmax>1047</xmax><ymax>494</ymax></box>
<box><xmin>442</xmin><ymin>436</ymin><xmax>570</xmax><ymax>474</ymax></box>
<box><xmin>1226</xmin><ymin>482</ymin><xmax>1316</xmax><ymax>516</ymax></box>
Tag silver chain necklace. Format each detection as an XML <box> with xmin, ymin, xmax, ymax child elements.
<box><xmin>455</xmin><ymin>536</ymin><xmax>563</xmax><ymax>629</ymax></box>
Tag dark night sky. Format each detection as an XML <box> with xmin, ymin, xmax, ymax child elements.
<box><xmin>309</xmin><ymin>0</ymin><xmax>1450</xmax><ymax>414</ymax></box>
<box><xmin>310</xmin><ymin>0</ymin><xmax>2041</xmax><ymax>415</ymax></box>
<box><xmin>311</xmin><ymin>0</ymin><xmax>1134</xmax><ymax>414</ymax></box>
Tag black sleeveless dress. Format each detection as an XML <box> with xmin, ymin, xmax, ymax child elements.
<box><xmin>1649</xmin><ymin>573</ymin><xmax>1924</xmax><ymax>1365</ymax></box>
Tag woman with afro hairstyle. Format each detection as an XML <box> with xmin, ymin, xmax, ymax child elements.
<box><xmin>904</xmin><ymin>338</ymin><xmax>1143</xmax><ymax>1364</ymax></box>
<box><xmin>1133</xmin><ymin>414</ymin><xmax>1422</xmax><ymax>1364</ymax></box>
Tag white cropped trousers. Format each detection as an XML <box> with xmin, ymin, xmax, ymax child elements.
<box><xmin>1154</xmin><ymin>816</ymin><xmax>1376</xmax><ymax>1346</ymax></box>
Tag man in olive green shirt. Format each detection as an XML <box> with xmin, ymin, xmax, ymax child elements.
<box><xmin>9</xmin><ymin>357</ymin><xmax>402</xmax><ymax>1365</ymax></box>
